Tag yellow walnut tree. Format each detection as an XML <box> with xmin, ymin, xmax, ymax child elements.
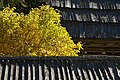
<box><xmin>0</xmin><ymin>5</ymin><xmax>82</xmax><ymax>56</ymax></box>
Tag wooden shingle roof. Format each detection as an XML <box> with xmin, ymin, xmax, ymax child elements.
<box><xmin>48</xmin><ymin>0</ymin><xmax>120</xmax><ymax>38</ymax></box>
<box><xmin>47</xmin><ymin>0</ymin><xmax>120</xmax><ymax>54</ymax></box>
<box><xmin>0</xmin><ymin>56</ymin><xmax>120</xmax><ymax>80</ymax></box>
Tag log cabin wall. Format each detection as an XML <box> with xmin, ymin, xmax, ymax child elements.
<box><xmin>46</xmin><ymin>0</ymin><xmax>120</xmax><ymax>55</ymax></box>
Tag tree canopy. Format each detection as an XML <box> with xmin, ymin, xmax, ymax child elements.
<box><xmin>0</xmin><ymin>5</ymin><xmax>82</xmax><ymax>56</ymax></box>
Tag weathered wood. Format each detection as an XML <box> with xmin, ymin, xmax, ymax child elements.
<box><xmin>73</xmin><ymin>38</ymin><xmax>120</xmax><ymax>53</ymax></box>
<box><xmin>0</xmin><ymin>56</ymin><xmax>120</xmax><ymax>80</ymax></box>
<box><xmin>49</xmin><ymin>0</ymin><xmax>120</xmax><ymax>10</ymax></box>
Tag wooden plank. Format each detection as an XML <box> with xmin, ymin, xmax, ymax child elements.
<box><xmin>0</xmin><ymin>64</ymin><xmax>2</xmax><ymax>80</ymax></box>
<box><xmin>75</xmin><ymin>38</ymin><xmax>120</xmax><ymax>53</ymax></box>
<box><xmin>82</xmin><ymin>48</ymin><xmax>120</xmax><ymax>53</ymax></box>
<box><xmin>83</xmin><ymin>42</ymin><xmax>120</xmax><ymax>47</ymax></box>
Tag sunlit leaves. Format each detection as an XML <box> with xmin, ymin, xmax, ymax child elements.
<box><xmin>0</xmin><ymin>5</ymin><xmax>82</xmax><ymax>56</ymax></box>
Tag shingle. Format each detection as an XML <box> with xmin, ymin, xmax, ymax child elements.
<box><xmin>65</xmin><ymin>0</ymin><xmax>71</xmax><ymax>8</ymax></box>
<box><xmin>48</xmin><ymin>0</ymin><xmax>120</xmax><ymax>40</ymax></box>
<box><xmin>50</xmin><ymin>0</ymin><xmax>60</xmax><ymax>7</ymax></box>
<box><xmin>60</xmin><ymin>0</ymin><xmax>64</xmax><ymax>7</ymax></box>
<box><xmin>61</xmin><ymin>21</ymin><xmax>120</xmax><ymax>38</ymax></box>
<box><xmin>116</xmin><ymin>3</ymin><xmax>120</xmax><ymax>9</ymax></box>
<box><xmin>59</xmin><ymin>8</ymin><xmax>120</xmax><ymax>23</ymax></box>
<box><xmin>49</xmin><ymin>0</ymin><xmax>120</xmax><ymax>10</ymax></box>
<box><xmin>89</xmin><ymin>2</ymin><xmax>99</xmax><ymax>9</ymax></box>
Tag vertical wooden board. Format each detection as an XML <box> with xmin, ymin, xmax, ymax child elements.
<box><xmin>12</xmin><ymin>63</ymin><xmax>17</xmax><ymax>80</ymax></box>
<box><xmin>0</xmin><ymin>64</ymin><xmax>2</xmax><ymax>80</ymax></box>
<box><xmin>82</xmin><ymin>69</ymin><xmax>90</xmax><ymax>80</ymax></box>
<box><xmin>88</xmin><ymin>69</ymin><xmax>97</xmax><ymax>80</ymax></box>
<box><xmin>52</xmin><ymin>61</ymin><xmax>58</xmax><ymax>80</ymax></box>
<box><xmin>104</xmin><ymin>69</ymin><xmax>111</xmax><ymax>80</ymax></box>
<box><xmin>28</xmin><ymin>65</ymin><xmax>31</xmax><ymax>80</ymax></box>
<box><xmin>1</xmin><ymin>63</ymin><xmax>6</xmax><ymax>80</ymax></box>
<box><xmin>82</xmin><ymin>62</ymin><xmax>92</xmax><ymax>80</ymax></box>
<box><xmin>57</xmin><ymin>66</ymin><xmax>63</xmax><ymax>80</ymax></box>
<box><xmin>101</xmin><ymin>62</ymin><xmax>113</xmax><ymax>80</ymax></box>
<box><xmin>116</xmin><ymin>67</ymin><xmax>120</xmax><ymax>78</ymax></box>
<box><xmin>7</xmin><ymin>63</ymin><xmax>12</xmax><ymax>80</ymax></box>
<box><xmin>93</xmin><ymin>68</ymin><xmax>100</xmax><ymax>80</ymax></box>
<box><xmin>98</xmin><ymin>62</ymin><xmax>111</xmax><ymax>80</ymax></box>
<box><xmin>18</xmin><ymin>62</ymin><xmax>22</xmax><ymax>80</ymax></box>
<box><xmin>4</xmin><ymin>65</ymin><xmax>9</xmax><ymax>80</ymax></box>
<box><xmin>62</xmin><ymin>61</ymin><xmax>70</xmax><ymax>80</ymax></box>
<box><xmin>10</xmin><ymin>64</ymin><xmax>14</xmax><ymax>80</ymax></box>
<box><xmin>110</xmin><ymin>63</ymin><xmax>120</xmax><ymax>80</ymax></box>
<box><xmin>29</xmin><ymin>63</ymin><xmax>34</xmax><ymax>80</ymax></box>
<box><xmin>32</xmin><ymin>64</ymin><xmax>36</xmax><ymax>80</ymax></box>
<box><xmin>24</xmin><ymin>62</ymin><xmax>28</xmax><ymax>80</ymax></box>
<box><xmin>92</xmin><ymin>62</ymin><xmax>104</xmax><ymax>80</ymax></box>
<box><xmin>38</xmin><ymin>65</ymin><xmax>43</xmax><ymax>80</ymax></box>
<box><xmin>34</xmin><ymin>61</ymin><xmax>39</xmax><ymax>80</ymax></box>
<box><xmin>51</xmin><ymin>67</ymin><xmax>55</xmax><ymax>80</ymax></box>
<box><xmin>72</xmin><ymin>60</ymin><xmax>83</xmax><ymax>80</ymax></box>
<box><xmin>15</xmin><ymin>65</ymin><xmax>19</xmax><ymax>80</ymax></box>
<box><xmin>44</xmin><ymin>64</ymin><xmax>49</xmax><ymax>80</ymax></box>
<box><xmin>66</xmin><ymin>66</ymin><xmax>72</xmax><ymax>80</ymax></box>
<box><xmin>77</xmin><ymin>68</ymin><xmax>84</xmax><ymax>80</ymax></box>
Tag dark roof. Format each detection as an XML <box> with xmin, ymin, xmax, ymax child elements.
<box><xmin>47</xmin><ymin>0</ymin><xmax>120</xmax><ymax>39</ymax></box>
<box><xmin>49</xmin><ymin>0</ymin><xmax>120</xmax><ymax>10</ymax></box>
<box><xmin>0</xmin><ymin>56</ymin><xmax>120</xmax><ymax>80</ymax></box>
<box><xmin>46</xmin><ymin>0</ymin><xmax>120</xmax><ymax>54</ymax></box>
<box><xmin>60</xmin><ymin>9</ymin><xmax>120</xmax><ymax>23</ymax></box>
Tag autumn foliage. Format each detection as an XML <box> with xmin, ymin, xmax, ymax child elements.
<box><xmin>0</xmin><ymin>5</ymin><xmax>82</xmax><ymax>56</ymax></box>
